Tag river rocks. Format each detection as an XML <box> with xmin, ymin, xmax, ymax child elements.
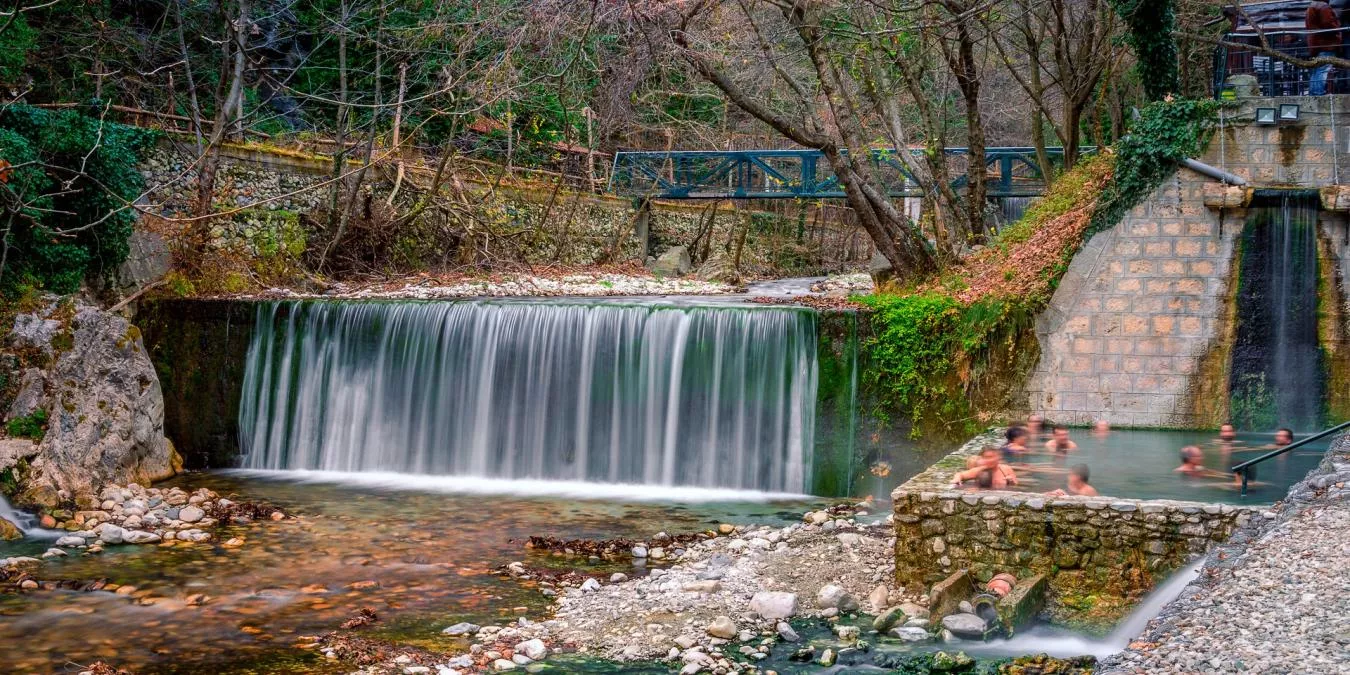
<box><xmin>579</xmin><ymin>578</ymin><xmax>601</xmax><ymax>592</ymax></box>
<box><xmin>490</xmin><ymin>658</ymin><xmax>515</xmax><ymax>671</ymax></box>
<box><xmin>54</xmin><ymin>535</ymin><xmax>85</xmax><ymax>547</ymax></box>
<box><xmin>868</xmin><ymin>584</ymin><xmax>889</xmax><ymax>612</ymax></box>
<box><xmin>776</xmin><ymin>621</ymin><xmax>799</xmax><ymax>641</ymax></box>
<box><xmin>96</xmin><ymin>524</ymin><xmax>125</xmax><ymax>545</ymax></box>
<box><xmin>705</xmin><ymin>616</ymin><xmax>737</xmax><ymax>639</ymax></box>
<box><xmin>815</xmin><ymin>584</ymin><xmax>857</xmax><ymax>612</ymax></box>
<box><xmin>631</xmin><ymin>545</ymin><xmax>647</xmax><ymax>558</ymax></box>
<box><xmin>179</xmin><ymin>505</ymin><xmax>205</xmax><ymax>523</ymax></box>
<box><xmin>890</xmin><ymin>626</ymin><xmax>932</xmax><ymax>642</ymax></box>
<box><xmin>940</xmin><ymin>613</ymin><xmax>988</xmax><ymax>639</ymax></box>
<box><xmin>6</xmin><ymin>303</ymin><xmax>179</xmax><ymax>507</ymax></box>
<box><xmin>514</xmin><ymin>639</ymin><xmax>547</xmax><ymax>660</ymax></box>
<box><xmin>0</xmin><ymin>516</ymin><xmax>20</xmax><ymax>541</ymax></box>
<box><xmin>122</xmin><ymin>530</ymin><xmax>161</xmax><ymax>544</ymax></box>
<box><xmin>750</xmin><ymin>591</ymin><xmax>798</xmax><ymax>619</ymax></box>
<box><xmin>41</xmin><ymin>547</ymin><xmax>66</xmax><ymax>558</ymax></box>
<box><xmin>873</xmin><ymin>606</ymin><xmax>909</xmax><ymax>632</ymax></box>
<box><xmin>609</xmin><ymin>573</ymin><xmax>627</xmax><ymax>583</ymax></box>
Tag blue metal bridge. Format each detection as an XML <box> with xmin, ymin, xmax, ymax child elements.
<box><xmin>608</xmin><ymin>147</ymin><xmax>1092</xmax><ymax>200</ymax></box>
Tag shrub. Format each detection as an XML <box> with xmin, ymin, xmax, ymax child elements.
<box><xmin>0</xmin><ymin>104</ymin><xmax>159</xmax><ymax>294</ymax></box>
<box><xmin>6</xmin><ymin>408</ymin><xmax>47</xmax><ymax>439</ymax></box>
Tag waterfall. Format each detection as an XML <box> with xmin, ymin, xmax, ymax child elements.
<box><xmin>1230</xmin><ymin>192</ymin><xmax>1325</xmax><ymax>430</ymax></box>
<box><xmin>239</xmin><ymin>300</ymin><xmax>818</xmax><ymax>493</ymax></box>
<box><xmin>0</xmin><ymin>495</ymin><xmax>59</xmax><ymax>539</ymax></box>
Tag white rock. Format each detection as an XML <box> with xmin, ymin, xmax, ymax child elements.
<box><xmin>579</xmin><ymin>578</ymin><xmax>601</xmax><ymax>592</ymax></box>
<box><xmin>610</xmin><ymin>573</ymin><xmax>628</xmax><ymax>583</ymax></box>
<box><xmin>442</xmin><ymin>622</ymin><xmax>480</xmax><ymax>636</ymax></box>
<box><xmin>55</xmin><ymin>535</ymin><xmax>86</xmax><ymax>547</ymax></box>
<box><xmin>95</xmin><ymin>524</ymin><xmax>125</xmax><ymax>545</ymax></box>
<box><xmin>491</xmin><ymin>659</ymin><xmax>516</xmax><ymax>671</ymax></box>
<box><xmin>179</xmin><ymin>506</ymin><xmax>205</xmax><ymax>523</ymax></box>
<box><xmin>632</xmin><ymin>546</ymin><xmax>648</xmax><ymax>558</ymax></box>
<box><xmin>749</xmin><ymin>591</ymin><xmax>798</xmax><ymax>619</ymax></box>
<box><xmin>816</xmin><ymin>584</ymin><xmax>858</xmax><ymax>612</ymax></box>
<box><xmin>122</xmin><ymin>530</ymin><xmax>162</xmax><ymax>544</ymax></box>
<box><xmin>705</xmin><ymin>616</ymin><xmax>737</xmax><ymax>639</ymax></box>
<box><xmin>42</xmin><ymin>548</ymin><xmax>67</xmax><ymax>558</ymax></box>
<box><xmin>514</xmin><ymin>639</ymin><xmax>547</xmax><ymax>661</ymax></box>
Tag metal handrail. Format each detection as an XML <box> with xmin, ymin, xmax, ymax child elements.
<box><xmin>1230</xmin><ymin>420</ymin><xmax>1350</xmax><ymax>496</ymax></box>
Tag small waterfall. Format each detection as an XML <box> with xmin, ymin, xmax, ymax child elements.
<box><xmin>998</xmin><ymin>196</ymin><xmax>1036</xmax><ymax>225</ymax></box>
<box><xmin>239</xmin><ymin>301</ymin><xmax>818</xmax><ymax>493</ymax></box>
<box><xmin>0</xmin><ymin>495</ymin><xmax>59</xmax><ymax>539</ymax></box>
<box><xmin>1230</xmin><ymin>192</ymin><xmax>1325</xmax><ymax>430</ymax></box>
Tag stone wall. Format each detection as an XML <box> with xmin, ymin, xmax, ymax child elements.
<box><xmin>891</xmin><ymin>433</ymin><xmax>1259</xmax><ymax>621</ymax></box>
<box><xmin>138</xmin><ymin>141</ymin><xmax>871</xmax><ymax>278</ymax></box>
<box><xmin>1201</xmin><ymin>95</ymin><xmax>1350</xmax><ymax>186</ymax></box>
<box><xmin>1023</xmin><ymin>167</ymin><xmax>1238</xmax><ymax>427</ymax></box>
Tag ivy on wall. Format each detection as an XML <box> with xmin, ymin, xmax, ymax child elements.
<box><xmin>1110</xmin><ymin>0</ymin><xmax>1179</xmax><ymax>101</ymax></box>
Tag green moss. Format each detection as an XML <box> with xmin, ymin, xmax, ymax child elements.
<box><xmin>6</xmin><ymin>408</ymin><xmax>47</xmax><ymax>438</ymax></box>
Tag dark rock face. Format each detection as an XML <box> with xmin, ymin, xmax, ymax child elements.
<box><xmin>6</xmin><ymin>303</ymin><xmax>178</xmax><ymax>506</ymax></box>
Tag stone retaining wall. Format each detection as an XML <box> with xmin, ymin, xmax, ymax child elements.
<box><xmin>891</xmin><ymin>433</ymin><xmax>1259</xmax><ymax>621</ymax></box>
<box><xmin>136</xmin><ymin>141</ymin><xmax>871</xmax><ymax>277</ymax></box>
<box><xmin>1022</xmin><ymin>167</ymin><xmax>1237</xmax><ymax>428</ymax></box>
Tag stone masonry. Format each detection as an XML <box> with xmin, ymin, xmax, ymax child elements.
<box><xmin>892</xmin><ymin>433</ymin><xmax>1261</xmax><ymax>620</ymax></box>
<box><xmin>1202</xmin><ymin>95</ymin><xmax>1350</xmax><ymax>186</ymax></box>
<box><xmin>1023</xmin><ymin>167</ymin><xmax>1238</xmax><ymax>427</ymax></box>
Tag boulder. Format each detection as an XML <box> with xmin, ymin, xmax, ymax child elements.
<box><xmin>514</xmin><ymin>639</ymin><xmax>547</xmax><ymax>661</ymax></box>
<box><xmin>7</xmin><ymin>304</ymin><xmax>179</xmax><ymax>507</ymax></box>
<box><xmin>749</xmin><ymin>591</ymin><xmax>798</xmax><ymax>619</ymax></box>
<box><xmin>441</xmin><ymin>622</ymin><xmax>480</xmax><ymax>637</ymax></box>
<box><xmin>648</xmin><ymin>246</ymin><xmax>692</xmax><ymax>277</ymax></box>
<box><xmin>54</xmin><ymin>535</ymin><xmax>85</xmax><ymax>547</ymax></box>
<box><xmin>0</xmin><ymin>516</ymin><xmax>20</xmax><ymax>541</ymax></box>
<box><xmin>179</xmin><ymin>505</ymin><xmax>205</xmax><ymax>523</ymax></box>
<box><xmin>940</xmin><ymin>613</ymin><xmax>988</xmax><ymax>640</ymax></box>
<box><xmin>95</xmin><ymin>523</ymin><xmax>125</xmax><ymax>545</ymax></box>
<box><xmin>868</xmin><ymin>585</ymin><xmax>890</xmax><ymax>613</ymax></box>
<box><xmin>889</xmin><ymin>627</ymin><xmax>932</xmax><ymax>642</ymax></box>
<box><xmin>122</xmin><ymin>530</ymin><xmax>162</xmax><ymax>544</ymax></box>
<box><xmin>872</xmin><ymin>606</ymin><xmax>908</xmax><ymax>633</ymax></box>
<box><xmin>815</xmin><ymin>584</ymin><xmax>858</xmax><ymax>612</ymax></box>
<box><xmin>776</xmin><ymin>621</ymin><xmax>800</xmax><ymax>642</ymax></box>
<box><xmin>4</xmin><ymin>369</ymin><xmax>45</xmax><ymax>422</ymax></box>
<box><xmin>706</xmin><ymin>615</ymin><xmax>737</xmax><ymax>639</ymax></box>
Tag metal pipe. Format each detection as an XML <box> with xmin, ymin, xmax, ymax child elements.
<box><xmin>1181</xmin><ymin>157</ymin><xmax>1249</xmax><ymax>186</ymax></box>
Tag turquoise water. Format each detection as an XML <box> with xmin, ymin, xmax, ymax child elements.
<box><xmin>1003</xmin><ymin>428</ymin><xmax>1327</xmax><ymax>504</ymax></box>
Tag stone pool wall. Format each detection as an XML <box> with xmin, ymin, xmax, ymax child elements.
<box><xmin>891</xmin><ymin>432</ymin><xmax>1260</xmax><ymax>620</ymax></box>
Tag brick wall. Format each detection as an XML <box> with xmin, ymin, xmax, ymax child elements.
<box><xmin>1023</xmin><ymin>167</ymin><xmax>1237</xmax><ymax>427</ymax></box>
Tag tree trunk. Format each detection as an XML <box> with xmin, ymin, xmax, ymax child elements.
<box><xmin>194</xmin><ymin>0</ymin><xmax>249</xmax><ymax>218</ymax></box>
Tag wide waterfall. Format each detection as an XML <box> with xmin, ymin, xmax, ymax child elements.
<box><xmin>239</xmin><ymin>300</ymin><xmax>818</xmax><ymax>493</ymax></box>
<box><xmin>1230</xmin><ymin>192</ymin><xmax>1325</xmax><ymax>430</ymax></box>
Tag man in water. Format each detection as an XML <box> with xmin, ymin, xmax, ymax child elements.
<box><xmin>1001</xmin><ymin>426</ymin><xmax>1031</xmax><ymax>458</ymax></box>
<box><xmin>1175</xmin><ymin>445</ymin><xmax>1235</xmax><ymax>480</ymax></box>
<box><xmin>1219</xmin><ymin>423</ymin><xmax>1237</xmax><ymax>442</ymax></box>
<box><xmin>953</xmin><ymin>446</ymin><xmax>1019</xmax><ymax>489</ymax></box>
<box><xmin>1044</xmin><ymin>425</ymin><xmax>1078</xmax><ymax>453</ymax></box>
<box><xmin>1092</xmin><ymin>419</ymin><xmax>1111</xmax><ymax>438</ymax></box>
<box><xmin>1047</xmin><ymin>464</ymin><xmax>1097</xmax><ymax>497</ymax></box>
<box><xmin>1274</xmin><ymin>428</ymin><xmax>1295</xmax><ymax>447</ymax></box>
<box><xmin>1027</xmin><ymin>414</ymin><xmax>1045</xmax><ymax>436</ymax></box>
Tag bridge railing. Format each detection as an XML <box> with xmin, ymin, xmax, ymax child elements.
<box><xmin>607</xmin><ymin>147</ymin><xmax>1093</xmax><ymax>200</ymax></box>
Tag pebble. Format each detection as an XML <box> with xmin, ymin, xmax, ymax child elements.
<box><xmin>442</xmin><ymin>622</ymin><xmax>480</xmax><ymax>636</ymax></box>
<box><xmin>705</xmin><ymin>616</ymin><xmax>737</xmax><ymax>639</ymax></box>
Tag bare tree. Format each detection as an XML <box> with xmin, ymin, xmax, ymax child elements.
<box><xmin>640</xmin><ymin>0</ymin><xmax>942</xmax><ymax>277</ymax></box>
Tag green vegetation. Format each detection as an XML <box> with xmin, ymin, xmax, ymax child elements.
<box><xmin>1089</xmin><ymin>97</ymin><xmax>1217</xmax><ymax>235</ymax></box>
<box><xmin>0</xmin><ymin>104</ymin><xmax>159</xmax><ymax>294</ymax></box>
<box><xmin>6</xmin><ymin>408</ymin><xmax>47</xmax><ymax>439</ymax></box>
<box><xmin>1110</xmin><ymin>0</ymin><xmax>1179</xmax><ymax>101</ymax></box>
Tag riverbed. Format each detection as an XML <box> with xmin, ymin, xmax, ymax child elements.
<box><xmin>0</xmin><ymin>472</ymin><xmax>824</xmax><ymax>674</ymax></box>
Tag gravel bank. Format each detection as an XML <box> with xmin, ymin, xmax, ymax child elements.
<box><xmin>1099</xmin><ymin>435</ymin><xmax>1350</xmax><ymax>675</ymax></box>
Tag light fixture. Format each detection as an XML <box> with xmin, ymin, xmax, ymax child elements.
<box><xmin>1255</xmin><ymin>107</ymin><xmax>1277</xmax><ymax>125</ymax></box>
<box><xmin>1279</xmin><ymin>103</ymin><xmax>1300</xmax><ymax>121</ymax></box>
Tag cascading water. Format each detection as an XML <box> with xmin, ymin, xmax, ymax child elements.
<box><xmin>239</xmin><ymin>301</ymin><xmax>818</xmax><ymax>494</ymax></box>
<box><xmin>0</xmin><ymin>495</ymin><xmax>59</xmax><ymax>539</ymax></box>
<box><xmin>1230</xmin><ymin>192</ymin><xmax>1325</xmax><ymax>430</ymax></box>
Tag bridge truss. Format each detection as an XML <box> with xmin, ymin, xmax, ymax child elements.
<box><xmin>608</xmin><ymin>147</ymin><xmax>1093</xmax><ymax>200</ymax></box>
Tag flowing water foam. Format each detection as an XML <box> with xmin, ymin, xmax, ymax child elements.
<box><xmin>239</xmin><ymin>300</ymin><xmax>818</xmax><ymax>496</ymax></box>
<box><xmin>0</xmin><ymin>494</ymin><xmax>61</xmax><ymax>539</ymax></box>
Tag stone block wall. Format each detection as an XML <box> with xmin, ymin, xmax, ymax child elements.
<box><xmin>891</xmin><ymin>435</ymin><xmax>1258</xmax><ymax>619</ymax></box>
<box><xmin>1201</xmin><ymin>95</ymin><xmax>1350</xmax><ymax>186</ymax></box>
<box><xmin>1022</xmin><ymin>167</ymin><xmax>1239</xmax><ymax>427</ymax></box>
<box><xmin>136</xmin><ymin>141</ymin><xmax>871</xmax><ymax>277</ymax></box>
